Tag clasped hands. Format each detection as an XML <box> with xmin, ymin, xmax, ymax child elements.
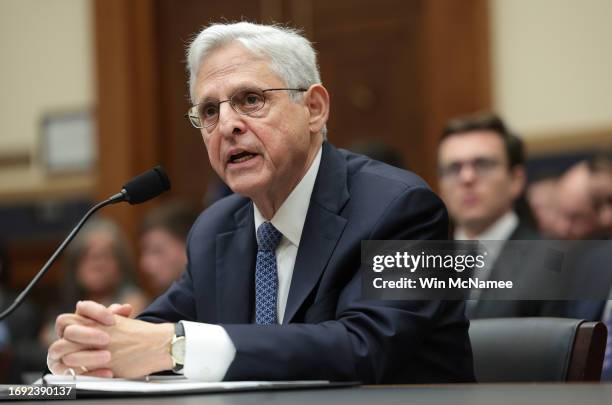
<box><xmin>48</xmin><ymin>301</ymin><xmax>175</xmax><ymax>378</ymax></box>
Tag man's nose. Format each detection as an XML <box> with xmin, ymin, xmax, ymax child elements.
<box><xmin>457</xmin><ymin>164</ymin><xmax>478</xmax><ymax>184</ymax></box>
<box><xmin>217</xmin><ymin>102</ymin><xmax>246</xmax><ymax>138</ymax></box>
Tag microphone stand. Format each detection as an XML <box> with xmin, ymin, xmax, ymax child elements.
<box><xmin>0</xmin><ymin>191</ymin><xmax>127</xmax><ymax>321</ymax></box>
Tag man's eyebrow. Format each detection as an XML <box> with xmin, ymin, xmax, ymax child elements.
<box><xmin>196</xmin><ymin>94</ymin><xmax>218</xmax><ymax>104</ymax></box>
<box><xmin>449</xmin><ymin>155</ymin><xmax>499</xmax><ymax>161</ymax></box>
<box><xmin>197</xmin><ymin>84</ymin><xmax>263</xmax><ymax>104</ymax></box>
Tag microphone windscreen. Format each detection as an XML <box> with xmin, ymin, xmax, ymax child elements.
<box><xmin>122</xmin><ymin>166</ymin><xmax>171</xmax><ymax>204</ymax></box>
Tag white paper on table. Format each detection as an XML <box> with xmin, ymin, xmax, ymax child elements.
<box><xmin>35</xmin><ymin>374</ymin><xmax>331</xmax><ymax>394</ymax></box>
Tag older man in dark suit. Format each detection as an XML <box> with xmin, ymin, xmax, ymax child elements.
<box><xmin>47</xmin><ymin>22</ymin><xmax>474</xmax><ymax>384</ymax></box>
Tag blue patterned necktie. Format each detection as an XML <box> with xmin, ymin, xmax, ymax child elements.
<box><xmin>255</xmin><ymin>222</ymin><xmax>283</xmax><ymax>325</ymax></box>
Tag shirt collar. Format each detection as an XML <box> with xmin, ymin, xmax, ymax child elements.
<box><xmin>254</xmin><ymin>146</ymin><xmax>322</xmax><ymax>247</ymax></box>
<box><xmin>454</xmin><ymin>210</ymin><xmax>519</xmax><ymax>241</ymax></box>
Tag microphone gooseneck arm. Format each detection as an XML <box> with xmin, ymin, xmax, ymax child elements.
<box><xmin>0</xmin><ymin>193</ymin><xmax>126</xmax><ymax>321</ymax></box>
<box><xmin>0</xmin><ymin>165</ymin><xmax>170</xmax><ymax>321</ymax></box>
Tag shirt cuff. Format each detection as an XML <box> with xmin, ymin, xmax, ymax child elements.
<box><xmin>181</xmin><ymin>321</ymin><xmax>236</xmax><ymax>381</ymax></box>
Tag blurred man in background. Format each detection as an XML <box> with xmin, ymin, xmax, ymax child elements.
<box><xmin>438</xmin><ymin>112</ymin><xmax>543</xmax><ymax>318</ymax></box>
<box><xmin>560</xmin><ymin>153</ymin><xmax>612</xmax><ymax>379</ymax></box>
<box><xmin>588</xmin><ymin>152</ymin><xmax>612</xmax><ymax>236</ymax></box>
<box><xmin>438</xmin><ymin>113</ymin><xmax>533</xmax><ymax>242</ymax></box>
<box><xmin>527</xmin><ymin>174</ymin><xmax>561</xmax><ymax>238</ymax></box>
<box><xmin>587</xmin><ymin>151</ymin><xmax>612</xmax><ymax>379</ymax></box>
<box><xmin>554</xmin><ymin>161</ymin><xmax>601</xmax><ymax>240</ymax></box>
<box><xmin>348</xmin><ymin>139</ymin><xmax>406</xmax><ymax>170</ymax></box>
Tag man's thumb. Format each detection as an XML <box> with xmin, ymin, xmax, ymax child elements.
<box><xmin>108</xmin><ymin>303</ymin><xmax>133</xmax><ymax>317</ymax></box>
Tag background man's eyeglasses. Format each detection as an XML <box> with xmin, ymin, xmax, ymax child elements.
<box><xmin>438</xmin><ymin>158</ymin><xmax>503</xmax><ymax>181</ymax></box>
<box><xmin>185</xmin><ymin>87</ymin><xmax>306</xmax><ymax>129</ymax></box>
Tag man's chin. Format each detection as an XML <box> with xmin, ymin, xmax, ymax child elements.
<box><xmin>225</xmin><ymin>177</ymin><xmax>268</xmax><ymax>199</ymax></box>
<box><xmin>461</xmin><ymin>215</ymin><xmax>495</xmax><ymax>233</ymax></box>
<box><xmin>454</xmin><ymin>210</ymin><xmax>487</xmax><ymax>226</ymax></box>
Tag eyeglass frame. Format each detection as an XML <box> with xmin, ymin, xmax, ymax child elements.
<box><xmin>185</xmin><ymin>87</ymin><xmax>307</xmax><ymax>129</ymax></box>
<box><xmin>438</xmin><ymin>157</ymin><xmax>505</xmax><ymax>181</ymax></box>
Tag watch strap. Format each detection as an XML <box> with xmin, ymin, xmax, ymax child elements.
<box><xmin>175</xmin><ymin>321</ymin><xmax>185</xmax><ymax>338</ymax></box>
<box><xmin>171</xmin><ymin>322</ymin><xmax>186</xmax><ymax>372</ymax></box>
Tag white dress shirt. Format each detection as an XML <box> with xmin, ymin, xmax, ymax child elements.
<box><xmin>454</xmin><ymin>210</ymin><xmax>519</xmax><ymax>266</ymax></box>
<box><xmin>455</xmin><ymin>211</ymin><xmax>519</xmax><ymax>303</ymax></box>
<box><xmin>182</xmin><ymin>146</ymin><xmax>322</xmax><ymax>381</ymax></box>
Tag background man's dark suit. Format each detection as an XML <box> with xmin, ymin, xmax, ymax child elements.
<box><xmin>560</xmin><ymin>240</ymin><xmax>612</xmax><ymax>321</ymax></box>
<box><xmin>140</xmin><ymin>142</ymin><xmax>475</xmax><ymax>384</ymax></box>
<box><xmin>467</xmin><ymin>221</ymin><xmax>549</xmax><ymax>319</ymax></box>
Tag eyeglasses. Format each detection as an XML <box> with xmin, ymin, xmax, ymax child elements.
<box><xmin>438</xmin><ymin>157</ymin><xmax>503</xmax><ymax>181</ymax></box>
<box><xmin>185</xmin><ymin>87</ymin><xmax>307</xmax><ymax>129</ymax></box>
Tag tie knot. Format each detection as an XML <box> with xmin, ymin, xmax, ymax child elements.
<box><xmin>257</xmin><ymin>222</ymin><xmax>283</xmax><ymax>251</ymax></box>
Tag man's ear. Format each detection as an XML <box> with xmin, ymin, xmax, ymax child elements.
<box><xmin>510</xmin><ymin>165</ymin><xmax>527</xmax><ymax>199</ymax></box>
<box><xmin>304</xmin><ymin>84</ymin><xmax>330</xmax><ymax>135</ymax></box>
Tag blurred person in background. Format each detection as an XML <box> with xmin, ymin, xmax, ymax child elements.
<box><xmin>437</xmin><ymin>112</ymin><xmax>545</xmax><ymax>319</ymax></box>
<box><xmin>40</xmin><ymin>218</ymin><xmax>148</xmax><ymax>347</ymax></box>
<box><xmin>588</xmin><ymin>151</ymin><xmax>612</xmax><ymax>236</ymax></box>
<box><xmin>202</xmin><ymin>175</ymin><xmax>233</xmax><ymax>208</ymax></box>
<box><xmin>438</xmin><ymin>112</ymin><xmax>534</xmax><ymax>242</ymax></box>
<box><xmin>140</xmin><ymin>201</ymin><xmax>199</xmax><ymax>295</ymax></box>
<box><xmin>348</xmin><ymin>139</ymin><xmax>406</xmax><ymax>169</ymax></box>
<box><xmin>554</xmin><ymin>161</ymin><xmax>601</xmax><ymax>240</ymax></box>
<box><xmin>526</xmin><ymin>174</ymin><xmax>561</xmax><ymax>238</ymax></box>
<box><xmin>587</xmin><ymin>151</ymin><xmax>612</xmax><ymax>379</ymax></box>
<box><xmin>559</xmin><ymin>153</ymin><xmax>612</xmax><ymax>379</ymax></box>
<box><xmin>0</xmin><ymin>242</ymin><xmax>43</xmax><ymax>382</ymax></box>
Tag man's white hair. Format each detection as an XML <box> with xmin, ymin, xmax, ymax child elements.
<box><xmin>186</xmin><ymin>22</ymin><xmax>327</xmax><ymax>137</ymax></box>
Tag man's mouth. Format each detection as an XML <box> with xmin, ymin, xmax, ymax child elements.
<box><xmin>462</xmin><ymin>195</ymin><xmax>480</xmax><ymax>205</ymax></box>
<box><xmin>228</xmin><ymin>151</ymin><xmax>258</xmax><ymax>164</ymax></box>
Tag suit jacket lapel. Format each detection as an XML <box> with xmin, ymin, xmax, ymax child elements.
<box><xmin>216</xmin><ymin>202</ymin><xmax>257</xmax><ymax>323</ymax></box>
<box><xmin>283</xmin><ymin>142</ymin><xmax>350</xmax><ymax>324</ymax></box>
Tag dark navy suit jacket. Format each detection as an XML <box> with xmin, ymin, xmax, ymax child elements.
<box><xmin>467</xmin><ymin>221</ymin><xmax>548</xmax><ymax>319</ymax></box>
<box><xmin>561</xmin><ymin>240</ymin><xmax>612</xmax><ymax>321</ymax></box>
<box><xmin>139</xmin><ymin>142</ymin><xmax>475</xmax><ymax>384</ymax></box>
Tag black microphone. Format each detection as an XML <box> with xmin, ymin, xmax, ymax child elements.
<box><xmin>112</xmin><ymin>165</ymin><xmax>171</xmax><ymax>205</ymax></box>
<box><xmin>0</xmin><ymin>166</ymin><xmax>171</xmax><ymax>321</ymax></box>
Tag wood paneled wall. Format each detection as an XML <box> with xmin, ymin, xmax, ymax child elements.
<box><xmin>94</xmin><ymin>0</ymin><xmax>491</xmax><ymax>245</ymax></box>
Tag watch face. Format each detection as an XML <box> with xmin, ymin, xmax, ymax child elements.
<box><xmin>172</xmin><ymin>336</ymin><xmax>186</xmax><ymax>364</ymax></box>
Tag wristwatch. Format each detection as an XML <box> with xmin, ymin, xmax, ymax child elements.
<box><xmin>170</xmin><ymin>322</ymin><xmax>186</xmax><ymax>372</ymax></box>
